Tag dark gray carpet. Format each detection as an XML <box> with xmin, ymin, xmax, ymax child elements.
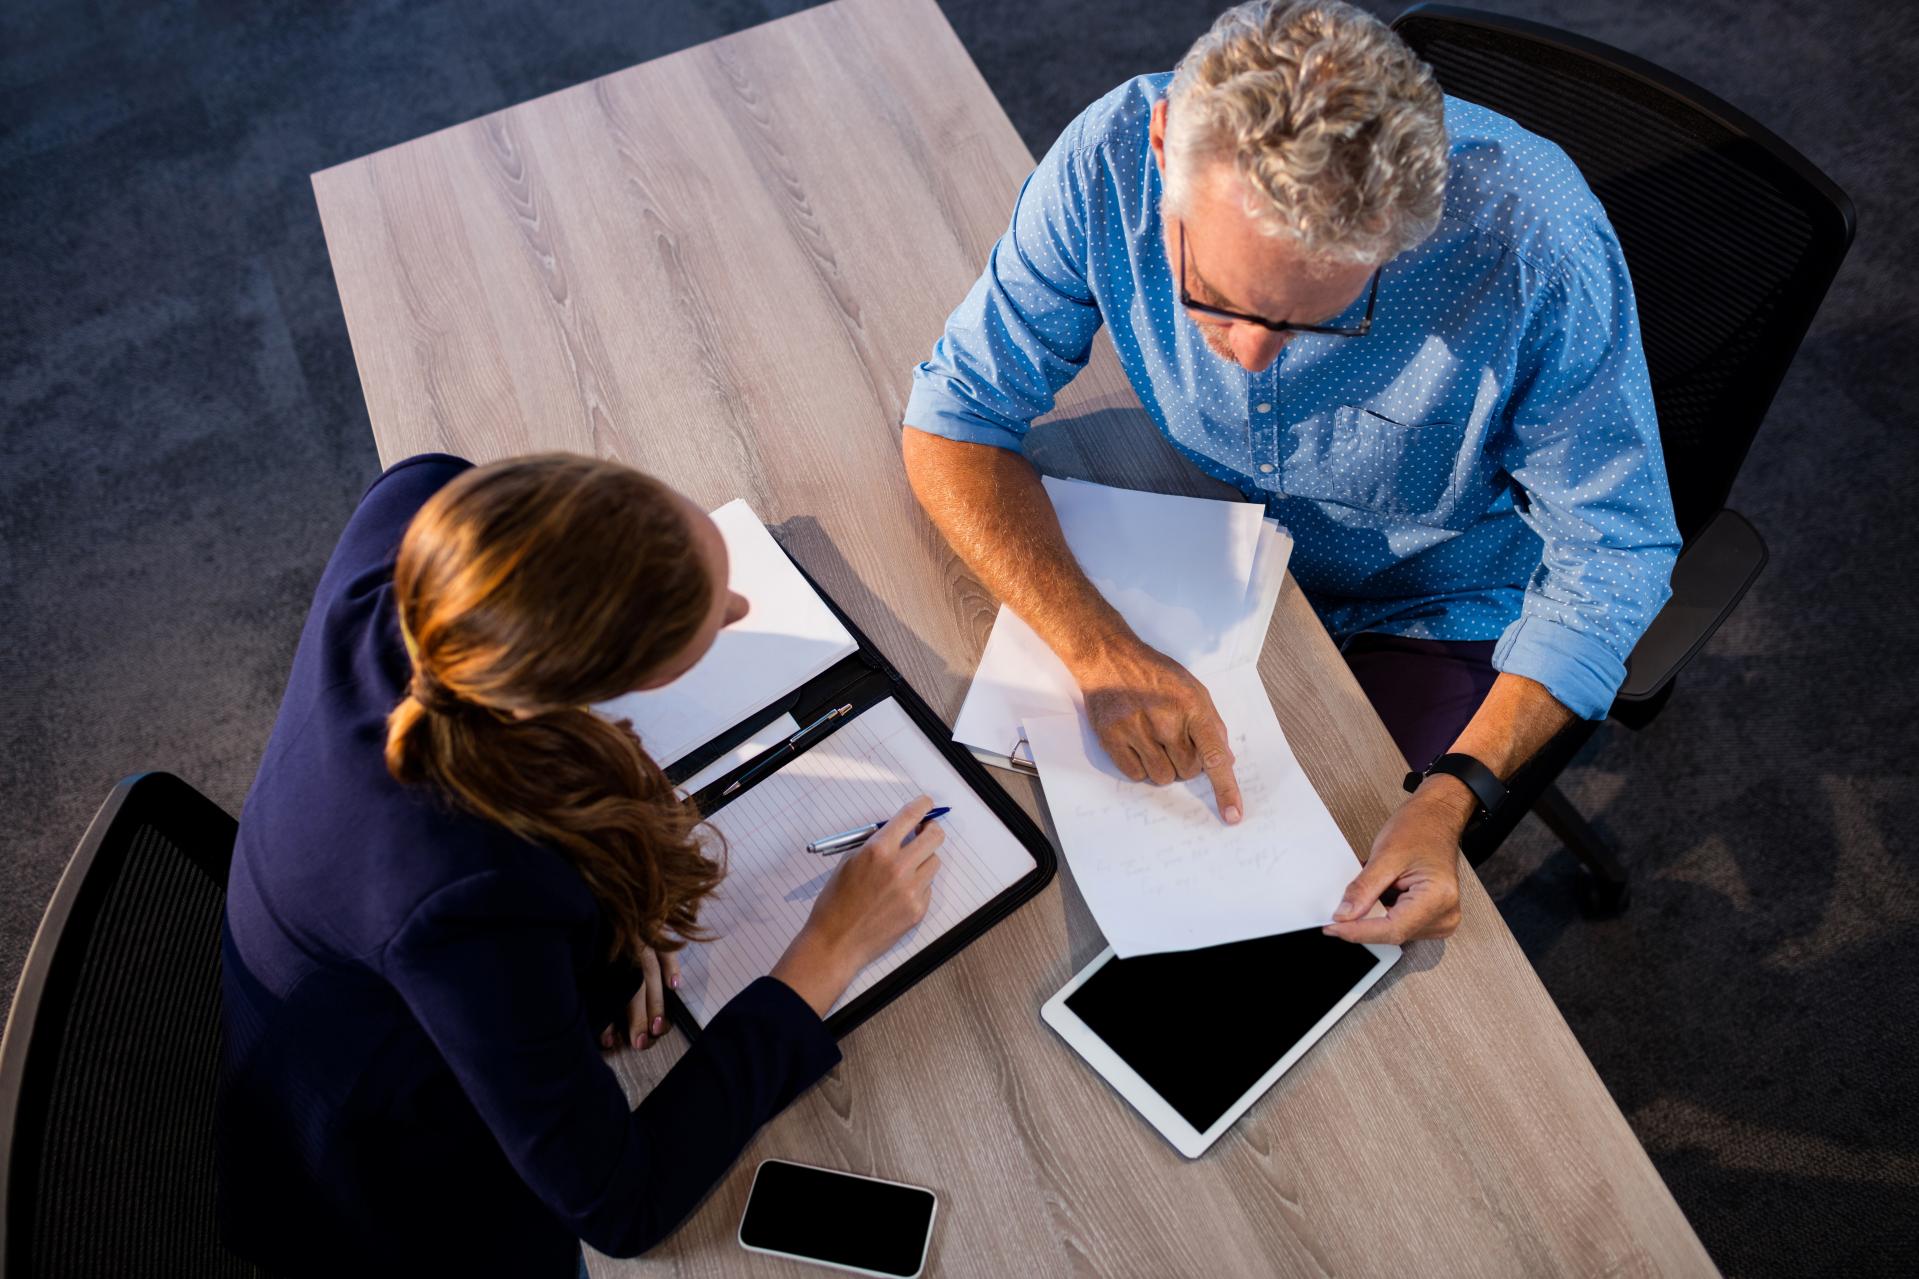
<box><xmin>3</xmin><ymin>1</ymin><xmax>1914</xmax><ymax>1275</ymax></box>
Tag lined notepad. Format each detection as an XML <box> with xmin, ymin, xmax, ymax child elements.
<box><xmin>674</xmin><ymin>697</ymin><xmax>1039</xmax><ymax>1025</ymax></box>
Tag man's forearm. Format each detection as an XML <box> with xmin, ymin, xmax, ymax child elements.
<box><xmin>903</xmin><ymin>426</ymin><xmax>1246</xmax><ymax>809</ymax></box>
<box><xmin>1413</xmin><ymin>672</ymin><xmax>1577</xmax><ymax>829</ymax></box>
<box><xmin>901</xmin><ymin>426</ymin><xmax>1132</xmax><ymax>670</ymax></box>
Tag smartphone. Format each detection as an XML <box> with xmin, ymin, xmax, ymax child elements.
<box><xmin>737</xmin><ymin>1158</ymin><xmax>938</xmax><ymax>1278</ymax></box>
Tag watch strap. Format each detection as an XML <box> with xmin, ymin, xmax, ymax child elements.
<box><xmin>1402</xmin><ymin>752</ymin><xmax>1507</xmax><ymax>821</ymax></box>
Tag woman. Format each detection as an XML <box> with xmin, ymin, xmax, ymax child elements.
<box><xmin>217</xmin><ymin>452</ymin><xmax>941</xmax><ymax>1275</ymax></box>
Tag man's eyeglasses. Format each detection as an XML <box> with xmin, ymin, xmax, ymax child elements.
<box><xmin>1176</xmin><ymin>223</ymin><xmax>1380</xmax><ymax>338</ymax></box>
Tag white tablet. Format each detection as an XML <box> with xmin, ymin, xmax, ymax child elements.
<box><xmin>1041</xmin><ymin>929</ymin><xmax>1400</xmax><ymax>1158</ymax></box>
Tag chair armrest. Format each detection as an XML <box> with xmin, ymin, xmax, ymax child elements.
<box><xmin>1614</xmin><ymin>507</ymin><xmax>1768</xmax><ymax>705</ymax></box>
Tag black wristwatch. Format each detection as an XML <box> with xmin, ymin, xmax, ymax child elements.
<box><xmin>1403</xmin><ymin>752</ymin><xmax>1507</xmax><ymax>826</ymax></box>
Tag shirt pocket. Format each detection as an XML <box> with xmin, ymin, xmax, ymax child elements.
<box><xmin>1280</xmin><ymin>405</ymin><xmax>1478</xmax><ymax>528</ymax></box>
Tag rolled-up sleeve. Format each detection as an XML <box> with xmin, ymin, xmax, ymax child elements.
<box><xmin>903</xmin><ymin>117</ymin><xmax>1104</xmax><ymax>449</ymax></box>
<box><xmin>386</xmin><ymin>872</ymin><xmax>840</xmax><ymax>1258</ymax></box>
<box><xmin>1494</xmin><ymin>231</ymin><xmax>1681</xmax><ymax>720</ymax></box>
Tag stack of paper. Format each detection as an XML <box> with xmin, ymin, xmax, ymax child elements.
<box><xmin>953</xmin><ymin>478</ymin><xmax>1359</xmax><ymax>958</ymax></box>
<box><xmin>595</xmin><ymin>499</ymin><xmax>857</xmax><ymax>768</ymax></box>
<box><xmin>952</xmin><ymin>476</ymin><xmax>1290</xmax><ymax>765</ymax></box>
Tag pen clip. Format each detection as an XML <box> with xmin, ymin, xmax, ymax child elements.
<box><xmin>793</xmin><ymin>702</ymin><xmax>855</xmax><ymax>745</ymax></box>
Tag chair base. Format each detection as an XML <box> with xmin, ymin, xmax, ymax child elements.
<box><xmin>1533</xmin><ymin>783</ymin><xmax>1632</xmax><ymax>917</ymax></box>
<box><xmin>1573</xmin><ymin>866</ymin><xmax>1632</xmax><ymax>918</ymax></box>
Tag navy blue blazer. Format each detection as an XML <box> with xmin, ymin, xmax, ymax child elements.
<box><xmin>217</xmin><ymin>455</ymin><xmax>840</xmax><ymax>1276</ymax></box>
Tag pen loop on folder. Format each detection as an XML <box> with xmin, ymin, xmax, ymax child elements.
<box><xmin>721</xmin><ymin>702</ymin><xmax>855</xmax><ymax>796</ymax></box>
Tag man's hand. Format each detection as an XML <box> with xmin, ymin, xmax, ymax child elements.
<box><xmin>1321</xmin><ymin>780</ymin><xmax>1468</xmax><ymax>944</ymax></box>
<box><xmin>899</xmin><ymin>430</ymin><xmax>1240</xmax><ymax>822</ymax></box>
<box><xmin>1074</xmin><ymin>636</ymin><xmax>1243</xmax><ymax>824</ymax></box>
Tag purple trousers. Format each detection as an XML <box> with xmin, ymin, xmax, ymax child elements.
<box><xmin>1342</xmin><ymin>634</ymin><xmax>1500</xmax><ymax>771</ymax></box>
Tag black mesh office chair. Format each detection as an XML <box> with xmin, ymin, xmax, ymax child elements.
<box><xmin>0</xmin><ymin>773</ymin><xmax>263</xmax><ymax>1277</ymax></box>
<box><xmin>1388</xmin><ymin>6</ymin><xmax>1856</xmax><ymax>912</ymax></box>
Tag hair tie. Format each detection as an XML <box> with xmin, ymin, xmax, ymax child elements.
<box><xmin>410</xmin><ymin>671</ymin><xmax>471</xmax><ymax>716</ymax></box>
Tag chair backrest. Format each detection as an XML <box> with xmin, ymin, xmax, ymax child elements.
<box><xmin>0</xmin><ymin>773</ymin><xmax>258</xmax><ymax>1278</ymax></box>
<box><xmin>1392</xmin><ymin>4</ymin><xmax>1855</xmax><ymax>543</ymax></box>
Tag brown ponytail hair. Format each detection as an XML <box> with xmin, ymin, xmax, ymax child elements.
<box><xmin>384</xmin><ymin>453</ymin><xmax>725</xmax><ymax>962</ymax></box>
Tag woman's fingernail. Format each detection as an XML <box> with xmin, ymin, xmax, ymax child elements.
<box><xmin>1337</xmin><ymin>899</ymin><xmax>1354</xmax><ymax>919</ymax></box>
<box><xmin>670</xmin><ymin>974</ymin><xmax>680</xmax><ymax>989</ymax></box>
<box><xmin>632</xmin><ymin>1032</ymin><xmax>646</xmax><ymax>1049</ymax></box>
<box><xmin>1223</xmin><ymin>805</ymin><xmax>1241</xmax><ymax>824</ymax></box>
<box><xmin>651</xmin><ymin>1016</ymin><xmax>664</xmax><ymax>1036</ymax></box>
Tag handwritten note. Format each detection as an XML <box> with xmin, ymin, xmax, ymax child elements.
<box><xmin>675</xmin><ymin>698</ymin><xmax>1038</xmax><ymax>1025</ymax></box>
<box><xmin>1023</xmin><ymin>664</ymin><xmax>1358</xmax><ymax>958</ymax></box>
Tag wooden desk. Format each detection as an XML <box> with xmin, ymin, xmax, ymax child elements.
<box><xmin>313</xmin><ymin>1</ymin><xmax>1715</xmax><ymax>1273</ymax></box>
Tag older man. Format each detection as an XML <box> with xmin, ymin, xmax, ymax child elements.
<box><xmin>901</xmin><ymin>0</ymin><xmax>1680</xmax><ymax>945</ymax></box>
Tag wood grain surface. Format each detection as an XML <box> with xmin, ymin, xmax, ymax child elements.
<box><xmin>312</xmin><ymin>1</ymin><xmax>1716</xmax><ymax>1273</ymax></box>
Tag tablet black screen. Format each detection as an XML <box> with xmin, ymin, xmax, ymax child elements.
<box><xmin>1063</xmin><ymin>929</ymin><xmax>1383</xmax><ymax>1133</ymax></box>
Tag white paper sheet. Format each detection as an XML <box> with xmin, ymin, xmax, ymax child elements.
<box><xmin>1223</xmin><ymin>518</ymin><xmax>1293</xmax><ymax>671</ymax></box>
<box><xmin>952</xmin><ymin>477</ymin><xmax>1288</xmax><ymax>762</ymax></box>
<box><xmin>1042</xmin><ymin>476</ymin><xmax>1265</xmax><ymax>672</ymax></box>
<box><xmin>675</xmin><ymin>713</ymin><xmax>800</xmax><ymax>799</ymax></box>
<box><xmin>595</xmin><ymin>500</ymin><xmax>856</xmax><ymax>768</ymax></box>
<box><xmin>1023</xmin><ymin>664</ymin><xmax>1358</xmax><ymax>958</ymax></box>
<box><xmin>950</xmin><ymin>606</ymin><xmax>1078</xmax><ymax>760</ymax></box>
<box><xmin>675</xmin><ymin>698</ymin><xmax>1039</xmax><ymax>1024</ymax></box>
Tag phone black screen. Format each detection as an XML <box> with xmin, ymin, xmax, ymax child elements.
<box><xmin>1064</xmin><ymin>928</ymin><xmax>1383</xmax><ymax>1133</ymax></box>
<box><xmin>740</xmin><ymin>1159</ymin><xmax>935</xmax><ymax>1276</ymax></box>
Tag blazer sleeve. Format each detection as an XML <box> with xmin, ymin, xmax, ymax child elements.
<box><xmin>384</xmin><ymin>870</ymin><xmax>841</xmax><ymax>1257</ymax></box>
<box><xmin>318</xmin><ymin>453</ymin><xmax>474</xmax><ymax>596</ymax></box>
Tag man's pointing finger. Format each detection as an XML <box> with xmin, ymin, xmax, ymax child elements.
<box><xmin>1191</xmin><ymin>715</ymin><xmax>1242</xmax><ymax>825</ymax></box>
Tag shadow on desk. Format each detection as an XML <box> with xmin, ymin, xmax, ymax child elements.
<box><xmin>771</xmin><ymin>512</ymin><xmax>958</xmax><ymax>695</ymax></box>
<box><xmin>1023</xmin><ymin>402</ymin><xmax>1237</xmax><ymax>502</ymax></box>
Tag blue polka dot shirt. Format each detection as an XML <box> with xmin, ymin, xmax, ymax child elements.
<box><xmin>904</xmin><ymin>74</ymin><xmax>1681</xmax><ymax>721</ymax></box>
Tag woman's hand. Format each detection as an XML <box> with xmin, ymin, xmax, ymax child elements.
<box><xmin>600</xmin><ymin>944</ymin><xmax>682</xmax><ymax>1052</ymax></box>
<box><xmin>771</xmin><ymin>795</ymin><xmax>945</xmax><ymax>1018</ymax></box>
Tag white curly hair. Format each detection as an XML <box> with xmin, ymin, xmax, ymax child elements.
<box><xmin>1163</xmin><ymin>0</ymin><xmax>1450</xmax><ymax>266</ymax></box>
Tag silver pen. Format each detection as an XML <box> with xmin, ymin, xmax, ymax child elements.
<box><xmin>806</xmin><ymin>807</ymin><xmax>951</xmax><ymax>856</ymax></box>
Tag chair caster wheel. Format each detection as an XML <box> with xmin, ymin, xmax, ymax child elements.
<box><xmin>1574</xmin><ymin>868</ymin><xmax>1631</xmax><ymax>918</ymax></box>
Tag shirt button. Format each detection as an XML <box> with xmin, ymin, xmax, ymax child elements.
<box><xmin>1259</xmin><ymin>463</ymin><xmax>1276</xmax><ymax>474</ymax></box>
<box><xmin>1255</xmin><ymin>402</ymin><xmax>1273</xmax><ymax>413</ymax></box>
